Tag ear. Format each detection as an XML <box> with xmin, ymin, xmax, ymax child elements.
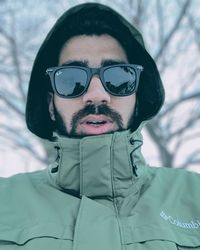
<box><xmin>47</xmin><ymin>92</ymin><xmax>56</xmax><ymax>121</ymax></box>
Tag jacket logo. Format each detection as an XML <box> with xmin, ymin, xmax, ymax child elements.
<box><xmin>56</xmin><ymin>70</ymin><xmax>63</xmax><ymax>76</ymax></box>
<box><xmin>160</xmin><ymin>211</ymin><xmax>200</xmax><ymax>229</ymax></box>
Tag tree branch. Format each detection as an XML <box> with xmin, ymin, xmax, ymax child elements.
<box><xmin>154</xmin><ymin>0</ymin><xmax>191</xmax><ymax>61</ymax></box>
<box><xmin>146</xmin><ymin>120</ymin><xmax>174</xmax><ymax>167</ymax></box>
<box><xmin>159</xmin><ymin>92</ymin><xmax>200</xmax><ymax>117</ymax></box>
<box><xmin>0</xmin><ymin>125</ymin><xmax>47</xmax><ymax>164</ymax></box>
<box><xmin>0</xmin><ymin>91</ymin><xmax>24</xmax><ymax>117</ymax></box>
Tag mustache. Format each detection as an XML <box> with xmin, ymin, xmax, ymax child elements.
<box><xmin>70</xmin><ymin>104</ymin><xmax>123</xmax><ymax>130</ymax></box>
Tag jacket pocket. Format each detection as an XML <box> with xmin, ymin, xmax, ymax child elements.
<box><xmin>0</xmin><ymin>223</ymin><xmax>73</xmax><ymax>249</ymax></box>
<box><xmin>177</xmin><ymin>247</ymin><xmax>200</xmax><ymax>250</ymax></box>
<box><xmin>122</xmin><ymin>224</ymin><xmax>200</xmax><ymax>249</ymax></box>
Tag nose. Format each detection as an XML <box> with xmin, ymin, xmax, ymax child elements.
<box><xmin>82</xmin><ymin>76</ymin><xmax>111</xmax><ymax>104</ymax></box>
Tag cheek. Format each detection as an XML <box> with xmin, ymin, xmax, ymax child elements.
<box><xmin>54</xmin><ymin>98</ymin><xmax>82</xmax><ymax>122</ymax></box>
<box><xmin>112</xmin><ymin>96</ymin><xmax>136</xmax><ymax>121</ymax></box>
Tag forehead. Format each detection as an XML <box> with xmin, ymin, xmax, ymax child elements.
<box><xmin>58</xmin><ymin>34</ymin><xmax>128</xmax><ymax>67</ymax></box>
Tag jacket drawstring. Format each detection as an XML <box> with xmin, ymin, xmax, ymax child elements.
<box><xmin>129</xmin><ymin>138</ymin><xmax>143</xmax><ymax>177</ymax></box>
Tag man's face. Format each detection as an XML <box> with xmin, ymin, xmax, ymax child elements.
<box><xmin>49</xmin><ymin>34</ymin><xmax>136</xmax><ymax>137</ymax></box>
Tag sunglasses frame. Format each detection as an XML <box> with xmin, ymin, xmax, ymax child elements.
<box><xmin>46</xmin><ymin>63</ymin><xmax>143</xmax><ymax>98</ymax></box>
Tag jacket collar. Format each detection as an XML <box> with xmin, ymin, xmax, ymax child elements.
<box><xmin>48</xmin><ymin>129</ymin><xmax>147</xmax><ymax>199</ymax></box>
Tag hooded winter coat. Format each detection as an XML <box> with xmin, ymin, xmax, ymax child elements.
<box><xmin>0</xmin><ymin>129</ymin><xmax>200</xmax><ymax>249</ymax></box>
<box><xmin>0</xmin><ymin>3</ymin><xmax>200</xmax><ymax>250</ymax></box>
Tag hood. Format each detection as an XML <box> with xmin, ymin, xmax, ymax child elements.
<box><xmin>26</xmin><ymin>3</ymin><xmax>165</xmax><ymax>139</ymax></box>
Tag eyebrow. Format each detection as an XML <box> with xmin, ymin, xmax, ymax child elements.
<box><xmin>61</xmin><ymin>59</ymin><xmax>128</xmax><ymax>68</ymax></box>
<box><xmin>101</xmin><ymin>59</ymin><xmax>128</xmax><ymax>67</ymax></box>
<box><xmin>61</xmin><ymin>60</ymin><xmax>88</xmax><ymax>67</ymax></box>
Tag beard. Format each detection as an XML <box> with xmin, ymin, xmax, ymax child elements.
<box><xmin>53</xmin><ymin>103</ymin><xmax>127</xmax><ymax>138</ymax></box>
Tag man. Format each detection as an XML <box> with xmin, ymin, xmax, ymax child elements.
<box><xmin>0</xmin><ymin>3</ymin><xmax>200</xmax><ymax>250</ymax></box>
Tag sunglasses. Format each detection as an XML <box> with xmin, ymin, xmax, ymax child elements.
<box><xmin>46</xmin><ymin>64</ymin><xmax>143</xmax><ymax>98</ymax></box>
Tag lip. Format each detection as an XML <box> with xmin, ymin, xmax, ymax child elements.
<box><xmin>80</xmin><ymin>115</ymin><xmax>113</xmax><ymax>124</ymax></box>
<box><xmin>78</xmin><ymin>115</ymin><xmax>115</xmax><ymax>135</ymax></box>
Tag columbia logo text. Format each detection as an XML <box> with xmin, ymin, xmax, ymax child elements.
<box><xmin>160</xmin><ymin>211</ymin><xmax>200</xmax><ymax>229</ymax></box>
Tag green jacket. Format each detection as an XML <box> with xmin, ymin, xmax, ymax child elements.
<box><xmin>0</xmin><ymin>130</ymin><xmax>200</xmax><ymax>249</ymax></box>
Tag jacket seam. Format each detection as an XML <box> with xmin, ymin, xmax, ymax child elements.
<box><xmin>72</xmin><ymin>196</ymin><xmax>85</xmax><ymax>250</ymax></box>
<box><xmin>111</xmin><ymin>134</ymin><xmax>125</xmax><ymax>250</ymax></box>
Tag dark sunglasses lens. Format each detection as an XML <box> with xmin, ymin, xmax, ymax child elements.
<box><xmin>54</xmin><ymin>68</ymin><xmax>87</xmax><ymax>97</ymax></box>
<box><xmin>103</xmin><ymin>66</ymin><xmax>137</xmax><ymax>95</ymax></box>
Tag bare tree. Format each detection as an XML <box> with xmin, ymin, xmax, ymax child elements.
<box><xmin>0</xmin><ymin>1</ymin><xmax>50</xmax><ymax>174</ymax></box>
<box><xmin>130</xmin><ymin>0</ymin><xmax>200</xmax><ymax>170</ymax></box>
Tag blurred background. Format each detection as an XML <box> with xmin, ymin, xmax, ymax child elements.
<box><xmin>0</xmin><ymin>0</ymin><xmax>200</xmax><ymax>176</ymax></box>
